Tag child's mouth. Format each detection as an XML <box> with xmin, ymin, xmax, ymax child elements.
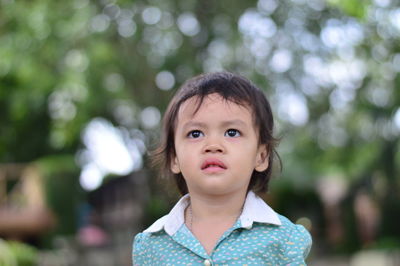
<box><xmin>201</xmin><ymin>159</ymin><xmax>227</xmax><ymax>171</ymax></box>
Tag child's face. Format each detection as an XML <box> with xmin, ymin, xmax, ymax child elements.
<box><xmin>171</xmin><ymin>93</ymin><xmax>269</xmax><ymax>197</ymax></box>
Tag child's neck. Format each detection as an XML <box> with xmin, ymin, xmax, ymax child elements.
<box><xmin>185</xmin><ymin>191</ymin><xmax>247</xmax><ymax>255</ymax></box>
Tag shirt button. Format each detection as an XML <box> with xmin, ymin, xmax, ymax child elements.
<box><xmin>203</xmin><ymin>259</ymin><xmax>212</xmax><ymax>266</ymax></box>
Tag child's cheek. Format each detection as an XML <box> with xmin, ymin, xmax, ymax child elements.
<box><xmin>226</xmin><ymin>137</ymin><xmax>243</xmax><ymax>144</ymax></box>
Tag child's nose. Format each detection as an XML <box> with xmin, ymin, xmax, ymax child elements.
<box><xmin>204</xmin><ymin>143</ymin><xmax>224</xmax><ymax>153</ymax></box>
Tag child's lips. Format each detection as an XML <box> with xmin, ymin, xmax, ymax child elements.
<box><xmin>201</xmin><ymin>159</ymin><xmax>227</xmax><ymax>172</ymax></box>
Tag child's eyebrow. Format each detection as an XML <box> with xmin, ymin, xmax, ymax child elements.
<box><xmin>181</xmin><ymin>121</ymin><xmax>207</xmax><ymax>131</ymax></box>
<box><xmin>220</xmin><ymin>119</ymin><xmax>247</xmax><ymax>128</ymax></box>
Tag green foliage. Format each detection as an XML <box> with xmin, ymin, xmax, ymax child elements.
<box><xmin>327</xmin><ymin>0</ymin><xmax>371</xmax><ymax>19</ymax></box>
<box><xmin>0</xmin><ymin>0</ymin><xmax>399</xmax><ymax>256</ymax></box>
<box><xmin>142</xmin><ymin>195</ymin><xmax>170</xmax><ymax>230</ymax></box>
<box><xmin>0</xmin><ymin>239</ymin><xmax>37</xmax><ymax>266</ymax></box>
<box><xmin>36</xmin><ymin>155</ymin><xmax>82</xmax><ymax>237</ymax></box>
<box><xmin>372</xmin><ymin>237</ymin><xmax>400</xmax><ymax>250</ymax></box>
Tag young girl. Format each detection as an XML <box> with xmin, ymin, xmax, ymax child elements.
<box><xmin>133</xmin><ymin>72</ymin><xmax>312</xmax><ymax>265</ymax></box>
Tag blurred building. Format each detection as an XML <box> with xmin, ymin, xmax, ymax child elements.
<box><xmin>0</xmin><ymin>163</ymin><xmax>55</xmax><ymax>241</ymax></box>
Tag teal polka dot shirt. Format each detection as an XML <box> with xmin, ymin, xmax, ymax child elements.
<box><xmin>133</xmin><ymin>191</ymin><xmax>312</xmax><ymax>265</ymax></box>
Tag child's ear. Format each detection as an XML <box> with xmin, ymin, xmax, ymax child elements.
<box><xmin>170</xmin><ymin>155</ymin><xmax>181</xmax><ymax>174</ymax></box>
<box><xmin>255</xmin><ymin>144</ymin><xmax>269</xmax><ymax>172</ymax></box>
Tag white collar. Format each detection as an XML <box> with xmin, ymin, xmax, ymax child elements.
<box><xmin>144</xmin><ymin>191</ymin><xmax>282</xmax><ymax>236</ymax></box>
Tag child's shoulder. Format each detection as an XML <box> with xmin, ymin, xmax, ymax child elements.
<box><xmin>274</xmin><ymin>214</ymin><xmax>311</xmax><ymax>240</ymax></box>
<box><xmin>250</xmin><ymin>213</ymin><xmax>311</xmax><ymax>247</ymax></box>
<box><xmin>248</xmin><ymin>214</ymin><xmax>312</xmax><ymax>262</ymax></box>
<box><xmin>133</xmin><ymin>226</ymin><xmax>167</xmax><ymax>254</ymax></box>
<box><xmin>266</xmin><ymin>214</ymin><xmax>312</xmax><ymax>256</ymax></box>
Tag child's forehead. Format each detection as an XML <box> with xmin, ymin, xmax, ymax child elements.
<box><xmin>179</xmin><ymin>94</ymin><xmax>251</xmax><ymax>116</ymax></box>
<box><xmin>173</xmin><ymin>94</ymin><xmax>258</xmax><ymax>130</ymax></box>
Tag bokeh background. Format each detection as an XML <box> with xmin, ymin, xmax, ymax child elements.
<box><xmin>1</xmin><ymin>0</ymin><xmax>400</xmax><ymax>265</ymax></box>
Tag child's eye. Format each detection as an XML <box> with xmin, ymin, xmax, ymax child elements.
<box><xmin>225</xmin><ymin>129</ymin><xmax>241</xmax><ymax>137</ymax></box>
<box><xmin>187</xmin><ymin>130</ymin><xmax>204</xmax><ymax>138</ymax></box>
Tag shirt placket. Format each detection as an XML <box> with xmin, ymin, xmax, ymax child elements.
<box><xmin>171</xmin><ymin>222</ymin><xmax>242</xmax><ymax>266</ymax></box>
<box><xmin>208</xmin><ymin>220</ymin><xmax>242</xmax><ymax>265</ymax></box>
<box><xmin>171</xmin><ymin>225</ymin><xmax>211</xmax><ymax>263</ymax></box>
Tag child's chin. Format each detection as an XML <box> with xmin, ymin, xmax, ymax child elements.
<box><xmin>201</xmin><ymin>167</ymin><xmax>226</xmax><ymax>174</ymax></box>
<box><xmin>199</xmin><ymin>184</ymin><xmax>235</xmax><ymax>196</ymax></box>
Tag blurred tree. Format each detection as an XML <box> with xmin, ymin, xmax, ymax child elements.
<box><xmin>0</xmin><ymin>0</ymin><xmax>399</xmax><ymax>256</ymax></box>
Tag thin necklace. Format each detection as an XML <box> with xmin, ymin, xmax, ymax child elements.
<box><xmin>187</xmin><ymin>203</ymin><xmax>244</xmax><ymax>231</ymax></box>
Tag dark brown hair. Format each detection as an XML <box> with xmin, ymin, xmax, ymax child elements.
<box><xmin>152</xmin><ymin>71</ymin><xmax>280</xmax><ymax>195</ymax></box>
